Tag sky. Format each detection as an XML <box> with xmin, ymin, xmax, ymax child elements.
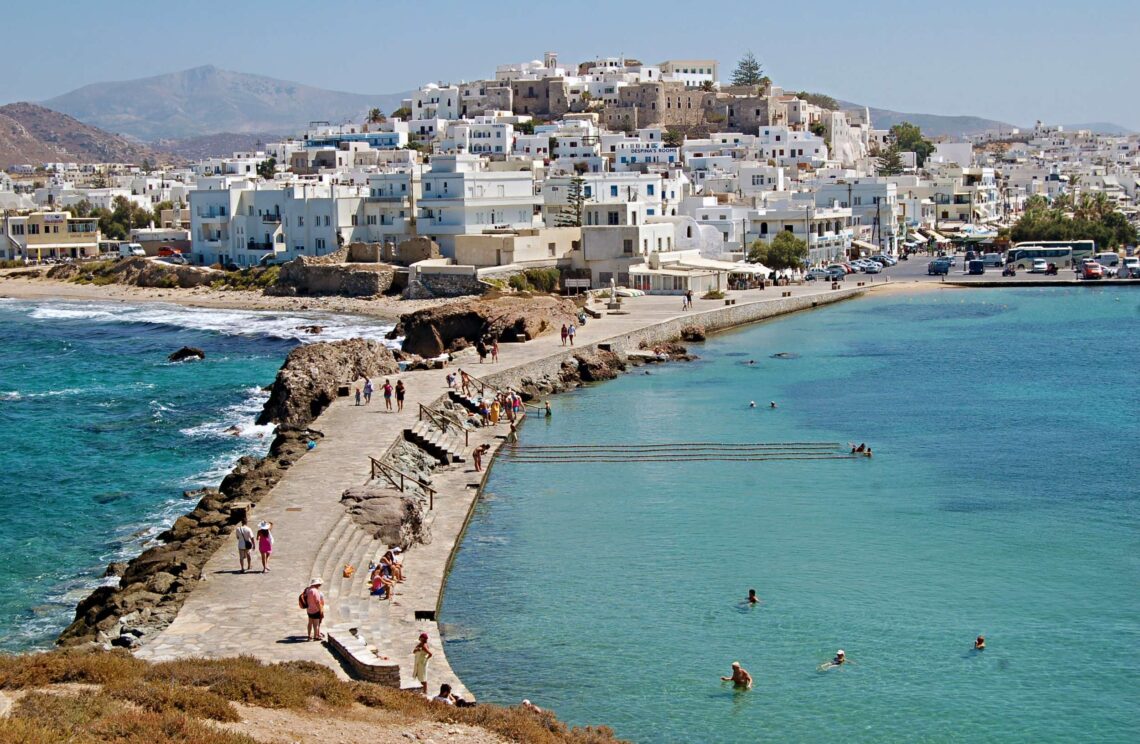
<box><xmin>3</xmin><ymin>0</ymin><xmax>1138</xmax><ymax>130</ymax></box>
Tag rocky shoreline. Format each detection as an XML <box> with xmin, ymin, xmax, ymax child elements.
<box><xmin>57</xmin><ymin>338</ymin><xmax>400</xmax><ymax>649</ymax></box>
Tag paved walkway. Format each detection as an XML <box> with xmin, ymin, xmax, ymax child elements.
<box><xmin>135</xmin><ymin>281</ymin><xmax>865</xmax><ymax>697</ymax></box>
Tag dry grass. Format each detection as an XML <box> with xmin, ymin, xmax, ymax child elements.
<box><xmin>0</xmin><ymin>650</ymin><xmax>624</xmax><ymax>743</ymax></box>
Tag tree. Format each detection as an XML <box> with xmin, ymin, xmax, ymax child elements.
<box><xmin>366</xmin><ymin>107</ymin><xmax>386</xmax><ymax>125</ymax></box>
<box><xmin>1010</xmin><ymin>193</ymin><xmax>1137</xmax><ymax>249</ymax></box>
<box><xmin>731</xmin><ymin>52</ymin><xmax>764</xmax><ymax>88</ymax></box>
<box><xmin>797</xmin><ymin>92</ymin><xmax>839</xmax><ymax>110</ymax></box>
<box><xmin>876</xmin><ymin>145</ymin><xmax>905</xmax><ymax>176</ymax></box>
<box><xmin>663</xmin><ymin>128</ymin><xmax>684</xmax><ymax>148</ymax></box>
<box><xmin>809</xmin><ymin>121</ymin><xmax>827</xmax><ymax>138</ymax></box>
<box><xmin>748</xmin><ymin>230</ymin><xmax>809</xmax><ymax>269</ymax></box>
<box><xmin>889</xmin><ymin>122</ymin><xmax>934</xmax><ymax>166</ymax></box>
<box><xmin>256</xmin><ymin>157</ymin><xmax>277</xmax><ymax>180</ymax></box>
<box><xmin>66</xmin><ymin>199</ymin><xmax>94</xmax><ymax>218</ymax></box>
<box><xmin>699</xmin><ymin>80</ymin><xmax>716</xmax><ymax>93</ymax></box>
<box><xmin>391</xmin><ymin>106</ymin><xmax>412</xmax><ymax>121</ymax></box>
<box><xmin>555</xmin><ymin>175</ymin><xmax>586</xmax><ymax>227</ymax></box>
<box><xmin>514</xmin><ymin>120</ymin><xmax>535</xmax><ymax>135</ymax></box>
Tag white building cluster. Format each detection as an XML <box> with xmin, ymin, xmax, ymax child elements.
<box><xmin>8</xmin><ymin>54</ymin><xmax>1138</xmax><ymax>287</ymax></box>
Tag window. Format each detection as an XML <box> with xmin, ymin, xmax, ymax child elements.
<box><xmin>548</xmin><ymin>242</ymin><xmax>556</xmax><ymax>257</ymax></box>
<box><xmin>584</xmin><ymin>185</ymin><xmax>592</xmax><ymax>198</ymax></box>
<box><xmin>623</xmin><ymin>238</ymin><xmax>633</xmax><ymax>254</ymax></box>
<box><xmin>298</xmin><ymin>216</ymin><xmax>304</xmax><ymax>227</ymax></box>
<box><xmin>610</xmin><ymin>185</ymin><xmax>618</xmax><ymax>197</ymax></box>
<box><xmin>315</xmin><ymin>238</ymin><xmax>326</xmax><ymax>250</ymax></box>
<box><xmin>854</xmin><ymin>197</ymin><xmax>863</xmax><ymax>206</ymax></box>
<box><xmin>647</xmin><ymin>184</ymin><xmax>655</xmax><ymax>196</ymax></box>
<box><xmin>351</xmin><ymin>215</ymin><xmax>358</xmax><ymax>226</ymax></box>
<box><xmin>785</xmin><ymin>225</ymin><xmax>794</xmax><ymax>233</ymax></box>
<box><xmin>425</xmin><ymin>183</ymin><xmax>432</xmax><ymax>192</ymax></box>
<box><xmin>607</xmin><ymin>211</ymin><xmax>619</xmax><ymax>225</ymax></box>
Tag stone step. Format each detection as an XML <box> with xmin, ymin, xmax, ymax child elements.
<box><xmin>310</xmin><ymin>512</ymin><xmax>356</xmax><ymax>584</ymax></box>
<box><xmin>324</xmin><ymin>527</ymin><xmax>371</xmax><ymax>618</ymax></box>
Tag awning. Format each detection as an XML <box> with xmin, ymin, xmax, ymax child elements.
<box><xmin>921</xmin><ymin>229</ymin><xmax>950</xmax><ymax>243</ymax></box>
<box><xmin>852</xmin><ymin>239</ymin><xmax>879</xmax><ymax>253</ymax></box>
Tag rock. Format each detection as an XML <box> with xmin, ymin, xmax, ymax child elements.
<box><xmin>256</xmin><ymin>340</ymin><xmax>398</xmax><ymax>427</ymax></box>
<box><xmin>572</xmin><ymin>350</ymin><xmax>626</xmax><ymax>382</ymax></box>
<box><xmin>103</xmin><ymin>562</ymin><xmax>127</xmax><ymax>578</ymax></box>
<box><xmin>168</xmin><ymin>346</ymin><xmax>205</xmax><ymax>363</ymax></box>
<box><xmin>680</xmin><ymin>324</ymin><xmax>707</xmax><ymax>342</ymax></box>
<box><xmin>341</xmin><ymin>486</ymin><xmax>429</xmax><ymax>547</ymax></box>
<box><xmin>294</xmin><ymin>325</ymin><xmax>323</xmax><ymax>335</ymax></box>
<box><xmin>111</xmin><ymin>633</ymin><xmax>141</xmax><ymax>649</ymax></box>
<box><xmin>146</xmin><ymin>572</ymin><xmax>177</xmax><ymax>594</ymax></box>
<box><xmin>391</xmin><ymin>295</ymin><xmax>578</xmax><ymax>357</ymax></box>
<box><xmin>48</xmin><ymin>257</ymin><xmax>221</xmax><ymax>289</ymax></box>
<box><xmin>270</xmin><ymin>249</ymin><xmax>395</xmax><ymax>297</ymax></box>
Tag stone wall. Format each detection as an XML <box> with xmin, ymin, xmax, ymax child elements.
<box><xmin>471</xmin><ymin>287</ymin><xmax>866</xmax><ymax>392</ymax></box>
<box><xmin>274</xmin><ymin>259</ymin><xmax>395</xmax><ymax>297</ymax></box>
<box><xmin>409</xmin><ymin>272</ymin><xmax>489</xmax><ymax>299</ymax></box>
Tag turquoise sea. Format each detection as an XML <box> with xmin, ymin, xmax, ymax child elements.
<box><xmin>0</xmin><ymin>299</ymin><xmax>391</xmax><ymax>652</ymax></box>
<box><xmin>442</xmin><ymin>288</ymin><xmax>1140</xmax><ymax>743</ymax></box>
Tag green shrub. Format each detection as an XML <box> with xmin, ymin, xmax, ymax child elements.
<box><xmin>508</xmin><ymin>273</ymin><xmax>530</xmax><ymax>291</ymax></box>
<box><xmin>702</xmin><ymin>289</ymin><xmax>725</xmax><ymax>300</ymax></box>
<box><xmin>523</xmin><ymin>268</ymin><xmax>561</xmax><ymax>293</ymax></box>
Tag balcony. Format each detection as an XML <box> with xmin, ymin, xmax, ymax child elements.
<box><xmin>261</xmin><ymin>214</ymin><xmax>281</xmax><ymax>223</ymax></box>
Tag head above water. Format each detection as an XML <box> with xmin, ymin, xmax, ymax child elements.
<box><xmin>731</xmin><ymin>661</ymin><xmax>740</xmax><ymax>668</ymax></box>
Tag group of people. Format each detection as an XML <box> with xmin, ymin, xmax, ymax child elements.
<box><xmin>356</xmin><ymin>377</ymin><xmax>406</xmax><ymax>412</ymax></box>
<box><xmin>369</xmin><ymin>546</ymin><xmax>405</xmax><ymax>600</ymax></box>
<box><xmin>475</xmin><ymin>336</ymin><xmax>500</xmax><ymax>364</ymax></box>
<box><xmin>559</xmin><ymin>322</ymin><xmax>577</xmax><ymax>346</ymax></box>
<box><xmin>850</xmin><ymin>442</ymin><xmax>873</xmax><ymax>457</ymax></box>
<box><xmin>725</xmin><ymin>590</ymin><xmax>987</xmax><ymax>687</ymax></box>
<box><xmin>235</xmin><ymin>518</ymin><xmax>274</xmax><ymax>573</ymax></box>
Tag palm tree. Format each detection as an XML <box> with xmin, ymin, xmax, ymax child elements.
<box><xmin>366</xmin><ymin>108</ymin><xmax>386</xmax><ymax>125</ymax></box>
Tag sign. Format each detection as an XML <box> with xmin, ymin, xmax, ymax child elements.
<box><xmin>43</xmin><ymin>213</ymin><xmax>67</xmax><ymax>224</ymax></box>
<box><xmin>564</xmin><ymin>278</ymin><xmax>591</xmax><ymax>288</ymax></box>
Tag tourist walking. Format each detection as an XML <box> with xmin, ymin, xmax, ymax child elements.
<box><xmin>354</xmin><ymin>386</ymin><xmax>362</xmax><ymax>406</ymax></box>
<box><xmin>413</xmin><ymin>632</ymin><xmax>433</xmax><ymax>693</ymax></box>
<box><xmin>301</xmin><ymin>577</ymin><xmax>325</xmax><ymax>641</ymax></box>
<box><xmin>560</xmin><ymin>324</ymin><xmax>568</xmax><ymax>346</ymax></box>
<box><xmin>256</xmin><ymin>521</ymin><xmax>274</xmax><ymax>572</ymax></box>
<box><xmin>567</xmin><ymin>323</ymin><xmax>576</xmax><ymax>346</ymax></box>
<box><xmin>235</xmin><ymin>517</ymin><xmax>254</xmax><ymax>573</ymax></box>
<box><xmin>395</xmin><ymin>380</ymin><xmax>406</xmax><ymax>412</ymax></box>
<box><xmin>363</xmin><ymin>378</ymin><xmax>374</xmax><ymax>405</ymax></box>
<box><xmin>383</xmin><ymin>379</ymin><xmax>393</xmax><ymax>411</ymax></box>
<box><xmin>491</xmin><ymin>339</ymin><xmax>499</xmax><ymax>363</ymax></box>
<box><xmin>686</xmin><ymin>289</ymin><xmax>693</xmax><ymax>309</ymax></box>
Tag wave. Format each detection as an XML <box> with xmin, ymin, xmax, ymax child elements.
<box><xmin>12</xmin><ymin>300</ymin><xmax>396</xmax><ymax>345</ymax></box>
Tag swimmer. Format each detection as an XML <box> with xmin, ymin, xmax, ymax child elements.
<box><xmin>544</xmin><ymin>401</ymin><xmax>552</xmax><ymax>417</ymax></box>
<box><xmin>747</xmin><ymin>589</ymin><xmax>759</xmax><ymax>605</ymax></box>
<box><xmin>818</xmin><ymin>649</ymin><xmax>849</xmax><ymax>671</ymax></box>
<box><xmin>749</xmin><ymin>401</ymin><xmax>756</xmax><ymax>408</ymax></box>
<box><xmin>769</xmin><ymin>401</ymin><xmax>777</xmax><ymax>409</ymax></box>
<box><xmin>748</xmin><ymin>359</ymin><xmax>756</xmax><ymax>365</ymax></box>
<box><xmin>974</xmin><ymin>635</ymin><xmax>985</xmax><ymax>650</ymax></box>
<box><xmin>721</xmin><ymin>661</ymin><xmax>753</xmax><ymax>689</ymax></box>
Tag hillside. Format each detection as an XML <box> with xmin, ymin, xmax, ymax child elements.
<box><xmin>153</xmin><ymin>131</ymin><xmax>284</xmax><ymax>160</ymax></box>
<box><xmin>0</xmin><ymin>102</ymin><xmax>170</xmax><ymax>168</ymax></box>
<box><xmin>44</xmin><ymin>65</ymin><xmax>409</xmax><ymax>141</ymax></box>
<box><xmin>836</xmin><ymin>99</ymin><xmax>1017</xmax><ymax>137</ymax></box>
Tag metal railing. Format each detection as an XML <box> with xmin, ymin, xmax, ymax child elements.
<box><xmin>369</xmin><ymin>456</ymin><xmax>436</xmax><ymax>510</ymax></box>
<box><xmin>419</xmin><ymin>403</ymin><xmax>470</xmax><ymax>447</ymax></box>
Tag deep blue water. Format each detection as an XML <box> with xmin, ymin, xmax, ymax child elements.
<box><xmin>442</xmin><ymin>288</ymin><xmax>1140</xmax><ymax>743</ymax></box>
<box><xmin>0</xmin><ymin>299</ymin><xmax>391</xmax><ymax>651</ymax></box>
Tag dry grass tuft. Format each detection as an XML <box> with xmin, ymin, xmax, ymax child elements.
<box><xmin>0</xmin><ymin>650</ymin><xmax>626</xmax><ymax>743</ymax></box>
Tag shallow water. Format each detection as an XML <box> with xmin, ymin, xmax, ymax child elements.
<box><xmin>0</xmin><ymin>299</ymin><xmax>392</xmax><ymax>651</ymax></box>
<box><xmin>442</xmin><ymin>288</ymin><xmax>1140</xmax><ymax>742</ymax></box>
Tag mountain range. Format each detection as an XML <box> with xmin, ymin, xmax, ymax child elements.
<box><xmin>43</xmin><ymin>65</ymin><xmax>408</xmax><ymax>142</ymax></box>
<box><xmin>0</xmin><ymin>103</ymin><xmax>171</xmax><ymax>169</ymax></box>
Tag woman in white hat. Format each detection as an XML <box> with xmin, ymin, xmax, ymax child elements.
<box><xmin>256</xmin><ymin>521</ymin><xmax>274</xmax><ymax>573</ymax></box>
<box><xmin>303</xmin><ymin>577</ymin><xmax>325</xmax><ymax>641</ymax></box>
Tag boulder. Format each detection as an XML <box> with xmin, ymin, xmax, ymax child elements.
<box><xmin>168</xmin><ymin>346</ymin><xmax>205</xmax><ymax>363</ymax></box>
<box><xmin>572</xmin><ymin>350</ymin><xmax>626</xmax><ymax>382</ymax></box>
<box><xmin>341</xmin><ymin>486</ymin><xmax>429</xmax><ymax>547</ymax></box>
<box><xmin>256</xmin><ymin>340</ymin><xmax>398</xmax><ymax>427</ymax></box>
<box><xmin>680</xmin><ymin>324</ymin><xmax>707</xmax><ymax>342</ymax></box>
<box><xmin>392</xmin><ymin>295</ymin><xmax>579</xmax><ymax>357</ymax></box>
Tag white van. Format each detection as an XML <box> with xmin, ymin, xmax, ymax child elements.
<box><xmin>982</xmin><ymin>252</ymin><xmax>1003</xmax><ymax>267</ymax></box>
<box><xmin>118</xmin><ymin>242</ymin><xmax>146</xmax><ymax>258</ymax></box>
<box><xmin>1093</xmin><ymin>252</ymin><xmax>1120</xmax><ymax>270</ymax></box>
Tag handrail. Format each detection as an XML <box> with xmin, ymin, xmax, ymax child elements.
<box><xmin>419</xmin><ymin>402</ymin><xmax>469</xmax><ymax>447</ymax></box>
<box><xmin>458</xmin><ymin>368</ymin><xmax>501</xmax><ymax>397</ymax></box>
<box><xmin>369</xmin><ymin>456</ymin><xmax>436</xmax><ymax>510</ymax></box>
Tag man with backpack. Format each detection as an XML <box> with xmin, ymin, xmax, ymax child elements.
<box><xmin>300</xmin><ymin>577</ymin><xmax>325</xmax><ymax>641</ymax></box>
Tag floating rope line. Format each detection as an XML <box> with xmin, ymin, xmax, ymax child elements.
<box><xmin>510</xmin><ymin>441</ymin><xmax>841</xmax><ymax>450</ymax></box>
<box><xmin>503</xmin><ymin>454</ymin><xmax>860</xmax><ymax>463</ymax></box>
<box><xmin>501</xmin><ymin>441</ymin><xmax>864</xmax><ymax>463</ymax></box>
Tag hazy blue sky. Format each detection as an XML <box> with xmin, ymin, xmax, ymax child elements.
<box><xmin>4</xmin><ymin>0</ymin><xmax>1138</xmax><ymax>129</ymax></box>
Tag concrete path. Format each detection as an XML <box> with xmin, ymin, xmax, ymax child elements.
<box><xmin>135</xmin><ymin>281</ymin><xmax>865</xmax><ymax>698</ymax></box>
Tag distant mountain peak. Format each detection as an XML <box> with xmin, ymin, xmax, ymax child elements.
<box><xmin>0</xmin><ymin>102</ymin><xmax>172</xmax><ymax>168</ymax></box>
<box><xmin>43</xmin><ymin>67</ymin><xmax>409</xmax><ymax>142</ymax></box>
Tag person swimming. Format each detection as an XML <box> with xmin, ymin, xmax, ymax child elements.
<box><xmin>818</xmin><ymin>649</ymin><xmax>849</xmax><ymax>671</ymax></box>
<box><xmin>721</xmin><ymin>661</ymin><xmax>753</xmax><ymax>689</ymax></box>
<box><xmin>975</xmin><ymin>635</ymin><xmax>985</xmax><ymax>650</ymax></box>
<box><xmin>749</xmin><ymin>401</ymin><xmax>756</xmax><ymax>408</ymax></box>
<box><xmin>747</xmin><ymin>589</ymin><xmax>759</xmax><ymax>605</ymax></box>
<box><xmin>769</xmin><ymin>401</ymin><xmax>777</xmax><ymax>409</ymax></box>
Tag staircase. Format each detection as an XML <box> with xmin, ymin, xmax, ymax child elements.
<box><xmin>403</xmin><ymin>420</ymin><xmax>467</xmax><ymax>465</ymax></box>
<box><xmin>448</xmin><ymin>389</ymin><xmax>482</xmax><ymax>414</ymax></box>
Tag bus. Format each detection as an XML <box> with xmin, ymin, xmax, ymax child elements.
<box><xmin>1007</xmin><ymin>240</ymin><xmax>1095</xmax><ymax>269</ymax></box>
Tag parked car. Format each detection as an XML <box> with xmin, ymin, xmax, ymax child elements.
<box><xmin>871</xmin><ymin>254</ymin><xmax>897</xmax><ymax>266</ymax></box>
<box><xmin>967</xmin><ymin>260</ymin><xmax>986</xmax><ymax>275</ymax></box>
<box><xmin>863</xmin><ymin>262</ymin><xmax>882</xmax><ymax>274</ymax></box>
<box><xmin>118</xmin><ymin>242</ymin><xmax>146</xmax><ymax>258</ymax></box>
<box><xmin>927</xmin><ymin>259</ymin><xmax>951</xmax><ymax>276</ymax></box>
<box><xmin>1093</xmin><ymin>252</ymin><xmax>1120</xmax><ymax>271</ymax></box>
<box><xmin>157</xmin><ymin>246</ymin><xmax>184</xmax><ymax>257</ymax></box>
<box><xmin>805</xmin><ymin>268</ymin><xmax>830</xmax><ymax>281</ymax></box>
<box><xmin>1116</xmin><ymin>257</ymin><xmax>1140</xmax><ymax>278</ymax></box>
<box><xmin>158</xmin><ymin>254</ymin><xmax>188</xmax><ymax>265</ymax></box>
<box><xmin>1030</xmin><ymin>258</ymin><xmax>1048</xmax><ymax>274</ymax></box>
<box><xmin>1081</xmin><ymin>260</ymin><xmax>1104</xmax><ymax>280</ymax></box>
<box><xmin>982</xmin><ymin>252</ymin><xmax>1004</xmax><ymax>267</ymax></box>
<box><xmin>825</xmin><ymin>266</ymin><xmax>847</xmax><ymax>280</ymax></box>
